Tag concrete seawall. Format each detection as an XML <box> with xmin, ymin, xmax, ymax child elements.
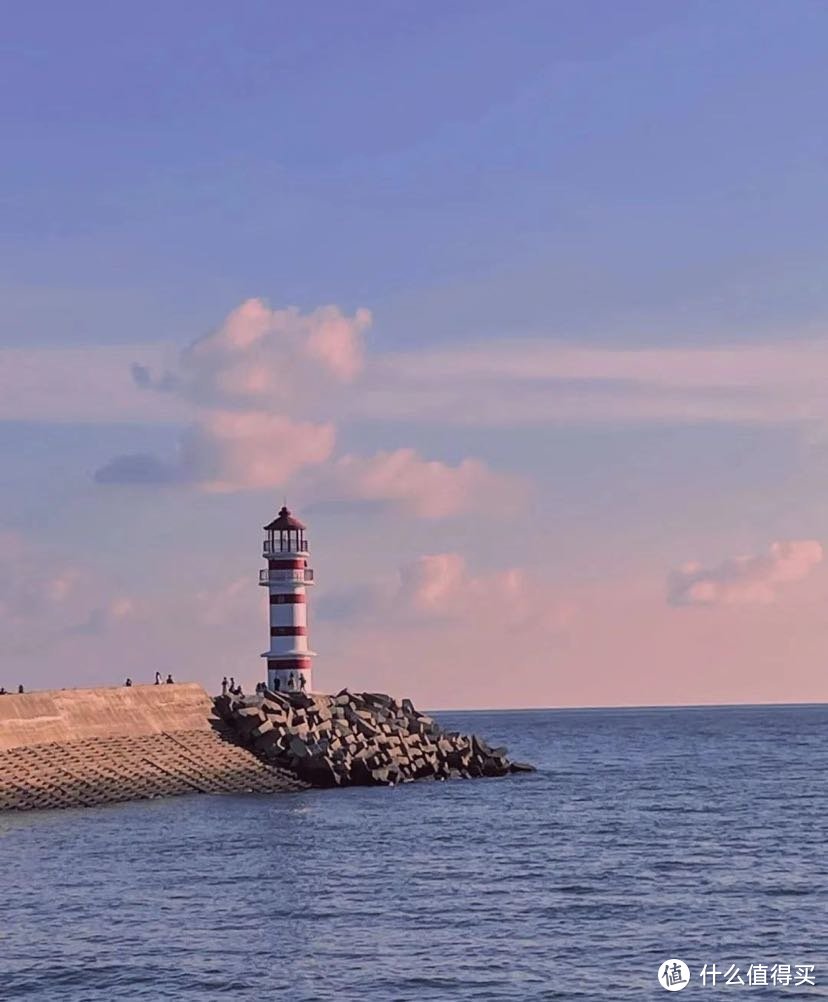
<box><xmin>0</xmin><ymin>684</ymin><xmax>305</xmax><ymax>811</ymax></box>
<box><xmin>0</xmin><ymin>683</ymin><xmax>215</xmax><ymax>751</ymax></box>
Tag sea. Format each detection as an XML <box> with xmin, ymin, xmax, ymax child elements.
<box><xmin>1</xmin><ymin>704</ymin><xmax>826</xmax><ymax>1001</ymax></box>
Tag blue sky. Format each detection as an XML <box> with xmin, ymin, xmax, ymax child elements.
<box><xmin>5</xmin><ymin>1</ymin><xmax>828</xmax><ymax>346</ymax></box>
<box><xmin>3</xmin><ymin>2</ymin><xmax>828</xmax><ymax>706</ymax></box>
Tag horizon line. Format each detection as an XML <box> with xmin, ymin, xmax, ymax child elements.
<box><xmin>428</xmin><ymin>699</ymin><xmax>828</xmax><ymax>713</ymax></box>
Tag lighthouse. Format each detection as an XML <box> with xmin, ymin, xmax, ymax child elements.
<box><xmin>259</xmin><ymin>506</ymin><xmax>315</xmax><ymax>693</ymax></box>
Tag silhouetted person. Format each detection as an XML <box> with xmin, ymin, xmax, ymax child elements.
<box><xmin>273</xmin><ymin>677</ymin><xmax>281</xmax><ymax>692</ymax></box>
<box><xmin>0</xmin><ymin>687</ymin><xmax>7</xmax><ymax>695</ymax></box>
<box><xmin>299</xmin><ymin>674</ymin><xmax>307</xmax><ymax>692</ymax></box>
<box><xmin>229</xmin><ymin>676</ymin><xmax>236</xmax><ymax>695</ymax></box>
<box><xmin>221</xmin><ymin>676</ymin><xmax>228</xmax><ymax>696</ymax></box>
<box><xmin>288</xmin><ymin>672</ymin><xmax>296</xmax><ymax>690</ymax></box>
<box><xmin>165</xmin><ymin>673</ymin><xmax>174</xmax><ymax>684</ymax></box>
<box><xmin>17</xmin><ymin>684</ymin><xmax>24</xmax><ymax>694</ymax></box>
<box><xmin>125</xmin><ymin>677</ymin><xmax>133</xmax><ymax>687</ymax></box>
<box><xmin>155</xmin><ymin>671</ymin><xmax>162</xmax><ymax>685</ymax></box>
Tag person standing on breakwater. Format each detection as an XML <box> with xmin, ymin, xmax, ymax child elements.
<box><xmin>17</xmin><ymin>684</ymin><xmax>24</xmax><ymax>694</ymax></box>
<box><xmin>166</xmin><ymin>674</ymin><xmax>174</xmax><ymax>684</ymax></box>
<box><xmin>221</xmin><ymin>677</ymin><xmax>228</xmax><ymax>695</ymax></box>
<box><xmin>125</xmin><ymin>678</ymin><xmax>133</xmax><ymax>687</ymax></box>
<box><xmin>0</xmin><ymin>687</ymin><xmax>7</xmax><ymax>695</ymax></box>
<box><xmin>155</xmin><ymin>671</ymin><xmax>162</xmax><ymax>685</ymax></box>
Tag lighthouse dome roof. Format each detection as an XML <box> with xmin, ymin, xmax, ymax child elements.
<box><xmin>264</xmin><ymin>505</ymin><xmax>306</xmax><ymax>531</ymax></box>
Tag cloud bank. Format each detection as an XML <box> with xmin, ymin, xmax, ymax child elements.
<box><xmin>357</xmin><ymin>339</ymin><xmax>828</xmax><ymax>427</ymax></box>
<box><xmin>11</xmin><ymin>330</ymin><xmax>828</xmax><ymax>431</ymax></box>
<box><xmin>93</xmin><ymin>299</ymin><xmax>525</xmax><ymax>514</ymax></box>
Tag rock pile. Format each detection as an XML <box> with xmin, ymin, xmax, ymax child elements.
<box><xmin>213</xmin><ymin>689</ymin><xmax>535</xmax><ymax>788</ymax></box>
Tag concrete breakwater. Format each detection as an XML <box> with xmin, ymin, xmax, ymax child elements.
<box><xmin>0</xmin><ymin>682</ymin><xmax>219</xmax><ymax>751</ymax></box>
<box><xmin>215</xmin><ymin>688</ymin><xmax>535</xmax><ymax>787</ymax></box>
<box><xmin>0</xmin><ymin>683</ymin><xmax>534</xmax><ymax>811</ymax></box>
<box><xmin>0</xmin><ymin>684</ymin><xmax>305</xmax><ymax>811</ymax></box>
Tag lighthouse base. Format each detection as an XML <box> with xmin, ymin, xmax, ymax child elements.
<box><xmin>265</xmin><ymin>658</ymin><xmax>313</xmax><ymax>695</ymax></box>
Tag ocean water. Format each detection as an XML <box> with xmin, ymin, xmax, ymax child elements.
<box><xmin>1</xmin><ymin>705</ymin><xmax>826</xmax><ymax>1001</ymax></box>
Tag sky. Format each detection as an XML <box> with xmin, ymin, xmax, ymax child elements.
<box><xmin>3</xmin><ymin>0</ymin><xmax>828</xmax><ymax>708</ymax></box>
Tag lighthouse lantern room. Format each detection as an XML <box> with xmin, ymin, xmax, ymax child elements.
<box><xmin>259</xmin><ymin>505</ymin><xmax>315</xmax><ymax>693</ymax></box>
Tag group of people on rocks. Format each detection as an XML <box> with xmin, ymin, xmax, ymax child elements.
<box><xmin>271</xmin><ymin>672</ymin><xmax>306</xmax><ymax>693</ymax></box>
<box><xmin>220</xmin><ymin>672</ymin><xmax>307</xmax><ymax>697</ymax></box>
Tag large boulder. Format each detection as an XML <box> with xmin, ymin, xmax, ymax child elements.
<box><xmin>509</xmin><ymin>761</ymin><xmax>537</xmax><ymax>773</ymax></box>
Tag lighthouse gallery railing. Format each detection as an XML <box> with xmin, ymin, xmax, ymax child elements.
<box><xmin>259</xmin><ymin>568</ymin><xmax>314</xmax><ymax>584</ymax></box>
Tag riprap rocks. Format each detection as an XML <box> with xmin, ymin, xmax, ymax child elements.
<box><xmin>213</xmin><ymin>689</ymin><xmax>535</xmax><ymax>788</ymax></box>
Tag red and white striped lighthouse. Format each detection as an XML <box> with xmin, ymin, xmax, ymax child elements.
<box><xmin>259</xmin><ymin>506</ymin><xmax>315</xmax><ymax>693</ymax></box>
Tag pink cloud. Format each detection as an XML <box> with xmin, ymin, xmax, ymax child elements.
<box><xmin>92</xmin><ymin>300</ymin><xmax>526</xmax><ymax>514</ymax></box>
<box><xmin>174</xmin><ymin>299</ymin><xmax>371</xmax><ymax>409</ymax></box>
<box><xmin>397</xmin><ymin>553</ymin><xmax>575</xmax><ymax>629</ymax></box>
<box><xmin>0</xmin><ymin>532</ymin><xmax>135</xmax><ymax>652</ymax></box>
<box><xmin>327</xmin><ymin>448</ymin><xmax>528</xmax><ymax>518</ymax></box>
<box><xmin>304</xmin><ymin>305</ymin><xmax>371</xmax><ymax>380</ymax></box>
<box><xmin>179</xmin><ymin>410</ymin><xmax>336</xmax><ymax>493</ymax></box>
<box><xmin>0</xmin><ymin>532</ymin><xmax>82</xmax><ymax>625</ymax></box>
<box><xmin>668</xmin><ymin>539</ymin><xmax>824</xmax><ymax>606</ymax></box>
<box><xmin>311</xmin><ymin>552</ymin><xmax>578</xmax><ymax>706</ymax></box>
<box><xmin>96</xmin><ymin>411</ymin><xmax>336</xmax><ymax>492</ymax></box>
<box><xmin>320</xmin><ymin>551</ymin><xmax>575</xmax><ymax>635</ymax></box>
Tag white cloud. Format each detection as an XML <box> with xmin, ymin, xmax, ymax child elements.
<box><xmin>148</xmin><ymin>298</ymin><xmax>371</xmax><ymax>410</ymax></box>
<box><xmin>91</xmin><ymin>300</ymin><xmax>522</xmax><ymax>514</ymax></box>
<box><xmin>323</xmin><ymin>448</ymin><xmax>528</xmax><ymax>518</ymax></box>
<box><xmin>668</xmin><ymin>539</ymin><xmax>824</xmax><ymax>606</ymax></box>
<box><xmin>179</xmin><ymin>411</ymin><xmax>336</xmax><ymax>492</ymax></box>
<box><xmin>320</xmin><ymin>551</ymin><xmax>576</xmax><ymax>631</ymax></box>
<box><xmin>94</xmin><ymin>299</ymin><xmax>365</xmax><ymax>492</ymax></box>
<box><xmin>96</xmin><ymin>411</ymin><xmax>337</xmax><ymax>492</ymax></box>
<box><xmin>0</xmin><ymin>532</ymin><xmax>135</xmax><ymax>651</ymax></box>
